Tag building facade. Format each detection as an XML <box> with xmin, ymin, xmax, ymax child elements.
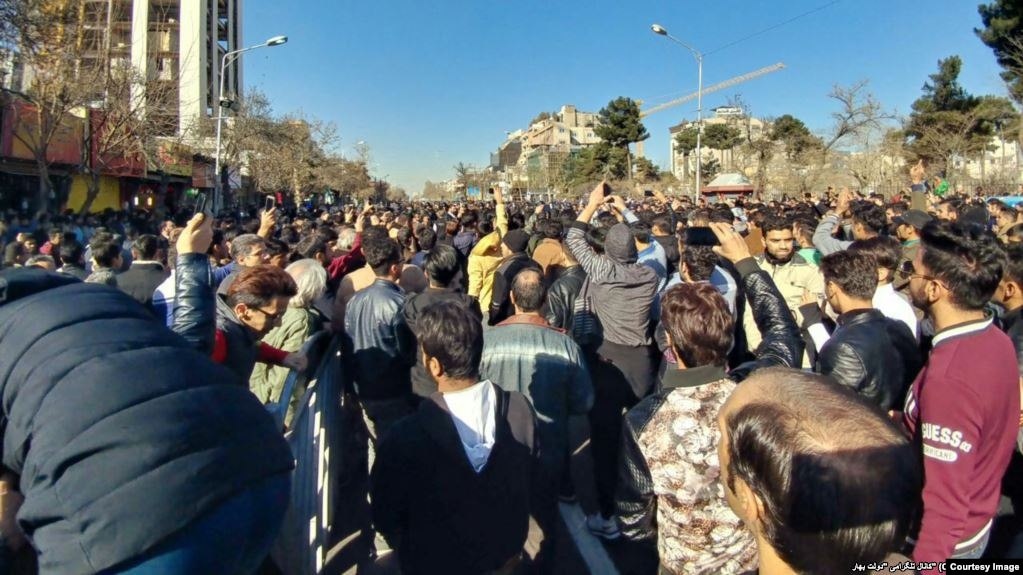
<box><xmin>668</xmin><ymin>106</ymin><xmax>767</xmax><ymax>183</ymax></box>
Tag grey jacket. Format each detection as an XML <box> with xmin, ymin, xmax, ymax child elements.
<box><xmin>565</xmin><ymin>218</ymin><xmax>659</xmax><ymax>347</ymax></box>
<box><xmin>812</xmin><ymin>214</ymin><xmax>853</xmax><ymax>256</ymax></box>
<box><xmin>480</xmin><ymin>315</ymin><xmax>593</xmax><ymax>468</ymax></box>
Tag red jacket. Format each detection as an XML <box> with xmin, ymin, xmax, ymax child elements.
<box><xmin>903</xmin><ymin>320</ymin><xmax>1020</xmax><ymax>563</ymax></box>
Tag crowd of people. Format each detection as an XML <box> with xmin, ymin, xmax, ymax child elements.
<box><xmin>0</xmin><ymin>167</ymin><xmax>1022</xmax><ymax>574</ymax></box>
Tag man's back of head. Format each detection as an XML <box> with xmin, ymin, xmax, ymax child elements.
<box><xmin>424</xmin><ymin>243</ymin><xmax>460</xmax><ymax>288</ymax></box>
<box><xmin>719</xmin><ymin>368</ymin><xmax>921</xmax><ymax>575</ymax></box>
<box><xmin>510</xmin><ymin>268</ymin><xmax>545</xmax><ymax>314</ymax></box>
<box><xmin>131</xmin><ymin>234</ymin><xmax>160</xmax><ymax>262</ymax></box>
<box><xmin>362</xmin><ymin>226</ymin><xmax>401</xmax><ymax>279</ymax></box>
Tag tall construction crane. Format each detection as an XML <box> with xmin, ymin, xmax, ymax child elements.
<box><xmin>635</xmin><ymin>62</ymin><xmax>785</xmax><ymax>158</ymax></box>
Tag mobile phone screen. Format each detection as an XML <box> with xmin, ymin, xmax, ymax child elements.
<box><xmin>602</xmin><ymin>182</ymin><xmax>612</xmax><ymax>197</ymax></box>
<box><xmin>194</xmin><ymin>193</ymin><xmax>208</xmax><ymax>216</ymax></box>
<box><xmin>264</xmin><ymin>195</ymin><xmax>275</xmax><ymax>212</ymax></box>
<box><xmin>685</xmin><ymin>227</ymin><xmax>720</xmax><ymax>247</ymax></box>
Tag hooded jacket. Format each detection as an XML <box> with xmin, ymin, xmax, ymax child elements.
<box><xmin>565</xmin><ymin>216</ymin><xmax>659</xmax><ymax>348</ymax></box>
<box><xmin>0</xmin><ymin>268</ymin><xmax>293</xmax><ymax>573</ymax></box>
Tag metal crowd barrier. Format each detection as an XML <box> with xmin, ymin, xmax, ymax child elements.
<box><xmin>269</xmin><ymin>331</ymin><xmax>344</xmax><ymax>575</ymax></box>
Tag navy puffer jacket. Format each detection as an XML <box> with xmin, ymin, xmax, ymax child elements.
<box><xmin>0</xmin><ymin>268</ymin><xmax>293</xmax><ymax>574</ymax></box>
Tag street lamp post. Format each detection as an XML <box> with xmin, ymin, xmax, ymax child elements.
<box><xmin>214</xmin><ymin>34</ymin><xmax>288</xmax><ymax>212</ymax></box>
<box><xmin>651</xmin><ymin>24</ymin><xmax>703</xmax><ymax>202</ymax></box>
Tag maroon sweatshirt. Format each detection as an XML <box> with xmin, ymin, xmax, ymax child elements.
<box><xmin>902</xmin><ymin>319</ymin><xmax>1020</xmax><ymax>563</ymax></box>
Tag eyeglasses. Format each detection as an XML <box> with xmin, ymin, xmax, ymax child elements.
<box><xmin>898</xmin><ymin>260</ymin><xmax>939</xmax><ymax>283</ymax></box>
<box><xmin>253</xmin><ymin>307</ymin><xmax>283</xmax><ymax>325</ymax></box>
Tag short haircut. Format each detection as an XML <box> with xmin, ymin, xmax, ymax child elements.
<box><xmin>132</xmin><ymin>234</ymin><xmax>160</xmax><ymax>260</ymax></box>
<box><xmin>938</xmin><ymin>198</ymin><xmax>963</xmax><ymax>218</ymax></box>
<box><xmin>820</xmin><ymin>250</ymin><xmax>879</xmax><ymax>301</ymax></box>
<box><xmin>416</xmin><ymin>227</ymin><xmax>438</xmax><ymax>252</ymax></box>
<box><xmin>651</xmin><ymin>215</ymin><xmax>672</xmax><ymax>235</ymax></box>
<box><xmin>460</xmin><ymin>211</ymin><xmax>478</xmax><ymax>228</ymax></box>
<box><xmin>660</xmin><ymin>282</ymin><xmax>733</xmax><ymax>367</ymax></box>
<box><xmin>630</xmin><ymin>221</ymin><xmax>652</xmax><ymax>243</ymax></box>
<box><xmin>1003</xmin><ymin>244</ymin><xmax>1023</xmax><ymax>286</ymax></box>
<box><xmin>424</xmin><ymin>243</ymin><xmax>460</xmax><ymax>287</ymax></box>
<box><xmin>231</xmin><ymin>234</ymin><xmax>266</xmax><ymax>261</ymax></box>
<box><xmin>849</xmin><ymin>236</ymin><xmax>901</xmax><ymax>273</ymax></box>
<box><xmin>709</xmin><ymin>205</ymin><xmax>734</xmax><ymax>224</ymax></box>
<box><xmin>511</xmin><ymin>268</ymin><xmax>545</xmax><ymax>313</ymax></box>
<box><xmin>850</xmin><ymin>202</ymin><xmax>887</xmax><ymax>235</ymax></box>
<box><xmin>89</xmin><ymin>233</ymin><xmax>122</xmax><ymax>268</ymax></box>
<box><xmin>285</xmin><ymin>258</ymin><xmax>328</xmax><ymax>308</ymax></box>
<box><xmin>543</xmin><ymin>220</ymin><xmax>563</xmax><ymax>240</ymax></box>
<box><xmin>295</xmin><ymin>234</ymin><xmax>328</xmax><ymax>260</ymax></box>
<box><xmin>362</xmin><ymin>226</ymin><xmax>401</xmax><ymax>276</ymax></box>
<box><xmin>417</xmin><ymin>301</ymin><xmax>483</xmax><ymax>380</ymax></box>
<box><xmin>59</xmin><ymin>240</ymin><xmax>85</xmax><ymax>266</ymax></box>
<box><xmin>920</xmin><ymin>220</ymin><xmax>1003</xmax><ymax>310</ymax></box>
<box><xmin>681</xmin><ymin>244</ymin><xmax>718</xmax><ymax>283</ymax></box>
<box><xmin>760</xmin><ymin>214</ymin><xmax>793</xmax><ymax>235</ymax></box>
<box><xmin>724</xmin><ymin>368</ymin><xmax>921</xmax><ymax>575</ymax></box>
<box><xmin>265</xmin><ymin>238</ymin><xmax>290</xmax><ymax>259</ymax></box>
<box><xmin>585</xmin><ymin>226</ymin><xmax>608</xmax><ymax>254</ymax></box>
<box><xmin>226</xmin><ymin>265</ymin><xmax>298</xmax><ymax>308</ymax></box>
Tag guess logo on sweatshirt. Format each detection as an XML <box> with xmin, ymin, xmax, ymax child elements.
<box><xmin>920</xmin><ymin>423</ymin><xmax>974</xmax><ymax>461</ymax></box>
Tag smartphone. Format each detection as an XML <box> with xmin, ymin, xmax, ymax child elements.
<box><xmin>601</xmin><ymin>182</ymin><xmax>613</xmax><ymax>197</ymax></box>
<box><xmin>685</xmin><ymin>227</ymin><xmax>720</xmax><ymax>247</ymax></box>
<box><xmin>487</xmin><ymin>187</ymin><xmax>494</xmax><ymax>195</ymax></box>
<box><xmin>193</xmin><ymin>192</ymin><xmax>208</xmax><ymax>216</ymax></box>
<box><xmin>644</xmin><ymin>190</ymin><xmax>654</xmax><ymax>198</ymax></box>
<box><xmin>264</xmin><ymin>195</ymin><xmax>275</xmax><ymax>212</ymax></box>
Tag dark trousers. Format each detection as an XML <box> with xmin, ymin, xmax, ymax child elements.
<box><xmin>587</xmin><ymin>341</ymin><xmax>655</xmax><ymax>518</ymax></box>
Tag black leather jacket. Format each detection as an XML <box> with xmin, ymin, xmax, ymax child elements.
<box><xmin>544</xmin><ymin>265</ymin><xmax>585</xmax><ymax>332</ymax></box>
<box><xmin>488</xmin><ymin>254</ymin><xmax>542</xmax><ymax>326</ymax></box>
<box><xmin>343</xmin><ymin>279</ymin><xmax>415</xmax><ymax>400</ymax></box>
<box><xmin>172</xmin><ymin>253</ymin><xmax>216</xmax><ymax>354</ymax></box>
<box><xmin>802</xmin><ymin>306</ymin><xmax>923</xmax><ymax>411</ymax></box>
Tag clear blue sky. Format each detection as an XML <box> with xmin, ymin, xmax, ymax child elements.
<box><xmin>242</xmin><ymin>0</ymin><xmax>1010</xmax><ymax>195</ymax></box>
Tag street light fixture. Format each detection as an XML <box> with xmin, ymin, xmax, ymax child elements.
<box><xmin>214</xmin><ymin>34</ymin><xmax>288</xmax><ymax>212</ymax></box>
<box><xmin>651</xmin><ymin>23</ymin><xmax>704</xmax><ymax>201</ymax></box>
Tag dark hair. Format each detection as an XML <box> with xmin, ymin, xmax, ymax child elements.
<box><xmin>295</xmin><ymin>234</ymin><xmax>328</xmax><ymax>260</ymax></box>
<box><xmin>850</xmin><ymin>202</ymin><xmax>887</xmax><ymax>235</ymax></box>
<box><xmin>938</xmin><ymin>198</ymin><xmax>963</xmax><ymax>218</ymax></box>
<box><xmin>511</xmin><ymin>268</ymin><xmax>545</xmax><ymax>313</ymax></box>
<box><xmin>760</xmin><ymin>214</ymin><xmax>793</xmax><ymax>235</ymax></box>
<box><xmin>630</xmin><ymin>221</ymin><xmax>652</xmax><ymax>244</ymax></box>
<box><xmin>226</xmin><ymin>264</ymin><xmax>298</xmax><ymax>308</ymax></box>
<box><xmin>681</xmin><ymin>244</ymin><xmax>717</xmax><ymax>282</ymax></box>
<box><xmin>265</xmin><ymin>238</ymin><xmax>290</xmax><ymax>258</ymax></box>
<box><xmin>820</xmin><ymin>250</ymin><xmax>879</xmax><ymax>301</ymax></box>
<box><xmin>59</xmin><ymin>240</ymin><xmax>85</xmax><ymax>266</ymax></box>
<box><xmin>651</xmin><ymin>215</ymin><xmax>672</xmax><ymax>235</ymax></box>
<box><xmin>920</xmin><ymin>220</ymin><xmax>1003</xmax><ymax>310</ymax></box>
<box><xmin>131</xmin><ymin>234</ymin><xmax>160</xmax><ymax>260</ymax></box>
<box><xmin>724</xmin><ymin>368</ymin><xmax>921</xmax><ymax>575</ymax></box>
<box><xmin>1003</xmin><ymin>244</ymin><xmax>1023</xmax><ymax>286</ymax></box>
<box><xmin>424</xmin><ymin>243</ymin><xmax>460</xmax><ymax>287</ymax></box>
<box><xmin>849</xmin><ymin>236</ymin><xmax>901</xmax><ymax>274</ymax></box>
<box><xmin>89</xmin><ymin>233</ymin><xmax>122</xmax><ymax>268</ymax></box>
<box><xmin>1007</xmin><ymin>223</ymin><xmax>1023</xmax><ymax>244</ymax></box>
<box><xmin>362</xmin><ymin>227</ymin><xmax>401</xmax><ymax>276</ymax></box>
<box><xmin>459</xmin><ymin>211</ymin><xmax>478</xmax><ymax>229</ymax></box>
<box><xmin>417</xmin><ymin>227</ymin><xmax>438</xmax><ymax>251</ymax></box>
<box><xmin>418</xmin><ymin>301</ymin><xmax>482</xmax><ymax>380</ymax></box>
<box><xmin>231</xmin><ymin>234</ymin><xmax>266</xmax><ymax>261</ymax></box>
<box><xmin>543</xmin><ymin>220</ymin><xmax>563</xmax><ymax>240</ymax></box>
<box><xmin>660</xmin><ymin>282</ymin><xmax>733</xmax><ymax>367</ymax></box>
<box><xmin>585</xmin><ymin>225</ymin><xmax>608</xmax><ymax>254</ymax></box>
<box><xmin>709</xmin><ymin>206</ymin><xmax>734</xmax><ymax>224</ymax></box>
<box><xmin>3</xmin><ymin>242</ymin><xmax>25</xmax><ymax>266</ymax></box>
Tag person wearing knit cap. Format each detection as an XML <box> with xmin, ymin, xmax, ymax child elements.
<box><xmin>486</xmin><ymin>229</ymin><xmax>541</xmax><ymax>326</ymax></box>
<box><xmin>564</xmin><ymin>182</ymin><xmax>660</xmax><ymax>540</ymax></box>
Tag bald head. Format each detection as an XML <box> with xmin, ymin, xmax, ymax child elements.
<box><xmin>718</xmin><ymin>368</ymin><xmax>921</xmax><ymax>574</ymax></box>
<box><xmin>510</xmin><ymin>268</ymin><xmax>545</xmax><ymax>314</ymax></box>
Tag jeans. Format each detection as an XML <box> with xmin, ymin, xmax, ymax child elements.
<box><xmin>105</xmin><ymin>473</ymin><xmax>291</xmax><ymax>575</ymax></box>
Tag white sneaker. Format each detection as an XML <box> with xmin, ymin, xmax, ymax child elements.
<box><xmin>585</xmin><ymin>514</ymin><xmax>621</xmax><ymax>540</ymax></box>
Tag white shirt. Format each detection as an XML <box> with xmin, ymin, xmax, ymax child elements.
<box><xmin>442</xmin><ymin>380</ymin><xmax>497</xmax><ymax>473</ymax></box>
<box><xmin>873</xmin><ymin>283</ymin><xmax>918</xmax><ymax>339</ymax></box>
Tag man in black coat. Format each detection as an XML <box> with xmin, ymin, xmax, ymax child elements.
<box><xmin>800</xmin><ymin>250</ymin><xmax>922</xmax><ymax>411</ymax></box>
<box><xmin>488</xmin><ymin>229</ymin><xmax>541</xmax><ymax>326</ymax></box>
<box><xmin>0</xmin><ymin>215</ymin><xmax>293</xmax><ymax>574</ymax></box>
<box><xmin>117</xmin><ymin>233</ymin><xmax>169</xmax><ymax>311</ymax></box>
<box><xmin>371</xmin><ymin>301</ymin><xmax>540</xmax><ymax>574</ymax></box>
